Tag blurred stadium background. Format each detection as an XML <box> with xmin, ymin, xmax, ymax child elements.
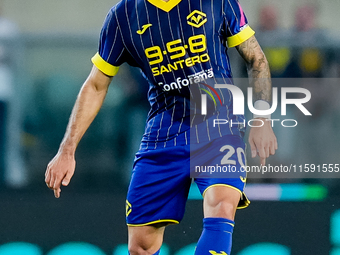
<box><xmin>1</xmin><ymin>0</ymin><xmax>340</xmax><ymax>254</ymax></box>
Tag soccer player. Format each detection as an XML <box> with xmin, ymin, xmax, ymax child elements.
<box><xmin>45</xmin><ymin>0</ymin><xmax>277</xmax><ymax>254</ymax></box>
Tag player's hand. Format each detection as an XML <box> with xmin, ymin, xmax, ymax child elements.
<box><xmin>45</xmin><ymin>151</ymin><xmax>75</xmax><ymax>198</ymax></box>
<box><xmin>248</xmin><ymin>118</ymin><xmax>278</xmax><ymax>166</ymax></box>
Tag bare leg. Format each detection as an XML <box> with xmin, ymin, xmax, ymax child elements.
<box><xmin>203</xmin><ymin>185</ymin><xmax>241</xmax><ymax>219</ymax></box>
<box><xmin>128</xmin><ymin>224</ymin><xmax>166</xmax><ymax>255</ymax></box>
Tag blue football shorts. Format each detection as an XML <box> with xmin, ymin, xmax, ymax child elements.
<box><xmin>126</xmin><ymin>135</ymin><xmax>250</xmax><ymax>226</ymax></box>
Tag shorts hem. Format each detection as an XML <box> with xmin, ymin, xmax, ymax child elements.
<box><xmin>202</xmin><ymin>184</ymin><xmax>243</xmax><ymax>197</ymax></box>
<box><xmin>127</xmin><ymin>219</ymin><xmax>179</xmax><ymax>227</ymax></box>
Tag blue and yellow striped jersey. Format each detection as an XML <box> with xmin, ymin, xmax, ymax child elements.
<box><xmin>92</xmin><ymin>0</ymin><xmax>255</xmax><ymax>149</ymax></box>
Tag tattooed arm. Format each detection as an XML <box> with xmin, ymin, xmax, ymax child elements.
<box><xmin>236</xmin><ymin>35</ymin><xmax>278</xmax><ymax>165</ymax></box>
<box><xmin>236</xmin><ymin>35</ymin><xmax>271</xmax><ymax>102</ymax></box>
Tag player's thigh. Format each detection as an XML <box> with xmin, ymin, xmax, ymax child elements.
<box><xmin>203</xmin><ymin>185</ymin><xmax>241</xmax><ymax>220</ymax></box>
<box><xmin>128</xmin><ymin>224</ymin><xmax>166</xmax><ymax>254</ymax></box>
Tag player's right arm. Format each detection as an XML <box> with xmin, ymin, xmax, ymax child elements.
<box><xmin>45</xmin><ymin>6</ymin><xmax>126</xmax><ymax>198</ymax></box>
<box><xmin>45</xmin><ymin>66</ymin><xmax>112</xmax><ymax>198</ymax></box>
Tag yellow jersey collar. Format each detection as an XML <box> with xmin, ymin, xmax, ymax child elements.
<box><xmin>147</xmin><ymin>0</ymin><xmax>182</xmax><ymax>12</ymax></box>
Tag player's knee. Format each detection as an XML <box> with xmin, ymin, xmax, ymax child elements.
<box><xmin>128</xmin><ymin>243</ymin><xmax>159</xmax><ymax>255</ymax></box>
<box><xmin>128</xmin><ymin>225</ymin><xmax>164</xmax><ymax>255</ymax></box>
<box><xmin>206</xmin><ymin>199</ymin><xmax>236</xmax><ymax>219</ymax></box>
<box><xmin>128</xmin><ymin>234</ymin><xmax>162</xmax><ymax>255</ymax></box>
<box><xmin>128</xmin><ymin>244</ymin><xmax>146</xmax><ymax>255</ymax></box>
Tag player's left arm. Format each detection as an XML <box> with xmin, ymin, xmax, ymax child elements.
<box><xmin>236</xmin><ymin>35</ymin><xmax>278</xmax><ymax>165</ymax></box>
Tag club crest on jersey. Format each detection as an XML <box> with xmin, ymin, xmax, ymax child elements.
<box><xmin>187</xmin><ymin>10</ymin><xmax>207</xmax><ymax>28</ymax></box>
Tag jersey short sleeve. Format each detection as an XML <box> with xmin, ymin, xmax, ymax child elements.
<box><xmin>91</xmin><ymin>8</ymin><xmax>126</xmax><ymax>76</ymax></box>
<box><xmin>224</xmin><ymin>0</ymin><xmax>255</xmax><ymax>48</ymax></box>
